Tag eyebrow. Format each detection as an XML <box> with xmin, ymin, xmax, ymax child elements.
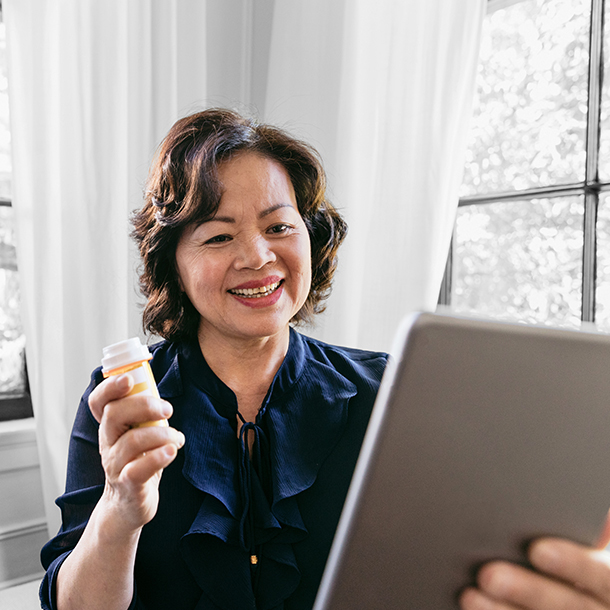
<box><xmin>259</xmin><ymin>203</ymin><xmax>294</xmax><ymax>218</ymax></box>
<box><xmin>207</xmin><ymin>203</ymin><xmax>294</xmax><ymax>224</ymax></box>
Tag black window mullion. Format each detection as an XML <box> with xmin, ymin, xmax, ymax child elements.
<box><xmin>582</xmin><ymin>0</ymin><xmax>604</xmax><ymax>322</ymax></box>
<box><xmin>582</xmin><ymin>191</ymin><xmax>598</xmax><ymax>322</ymax></box>
<box><xmin>585</xmin><ymin>0</ymin><xmax>604</xmax><ymax>185</ymax></box>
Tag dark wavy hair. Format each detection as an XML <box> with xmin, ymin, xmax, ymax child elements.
<box><xmin>132</xmin><ymin>108</ymin><xmax>348</xmax><ymax>341</ymax></box>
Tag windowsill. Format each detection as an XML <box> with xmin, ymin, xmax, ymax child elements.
<box><xmin>0</xmin><ymin>395</ymin><xmax>34</xmax><ymax>422</ymax></box>
<box><xmin>0</xmin><ymin>417</ymin><xmax>36</xmax><ymax>445</ymax></box>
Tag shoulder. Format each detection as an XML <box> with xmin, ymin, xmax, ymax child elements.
<box><xmin>296</xmin><ymin>331</ymin><xmax>389</xmax><ymax>392</ymax></box>
<box><xmin>147</xmin><ymin>338</ymin><xmax>181</xmax><ymax>375</ymax></box>
<box><xmin>148</xmin><ymin>337</ymin><xmax>177</xmax><ymax>361</ymax></box>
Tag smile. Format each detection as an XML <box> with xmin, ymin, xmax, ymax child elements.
<box><xmin>228</xmin><ymin>280</ymin><xmax>283</xmax><ymax>298</ymax></box>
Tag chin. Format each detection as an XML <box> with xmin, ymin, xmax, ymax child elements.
<box><xmin>234</xmin><ymin>315</ymin><xmax>294</xmax><ymax>341</ymax></box>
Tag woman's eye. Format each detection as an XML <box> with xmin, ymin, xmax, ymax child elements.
<box><xmin>205</xmin><ymin>234</ymin><xmax>232</xmax><ymax>245</ymax></box>
<box><xmin>268</xmin><ymin>224</ymin><xmax>290</xmax><ymax>235</ymax></box>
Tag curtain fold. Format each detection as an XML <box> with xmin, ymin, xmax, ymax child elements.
<box><xmin>4</xmin><ymin>0</ymin><xmax>207</xmax><ymax>535</ymax></box>
<box><xmin>265</xmin><ymin>0</ymin><xmax>486</xmax><ymax>352</ymax></box>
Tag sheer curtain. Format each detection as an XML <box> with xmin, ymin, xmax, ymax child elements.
<box><xmin>4</xmin><ymin>0</ymin><xmax>208</xmax><ymax>534</ymax></box>
<box><xmin>265</xmin><ymin>0</ymin><xmax>486</xmax><ymax>352</ymax></box>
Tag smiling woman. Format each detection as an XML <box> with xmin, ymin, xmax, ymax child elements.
<box><xmin>36</xmin><ymin>107</ymin><xmax>610</xmax><ymax>610</ymax></box>
<box><xmin>132</xmin><ymin>109</ymin><xmax>345</xmax><ymax>344</ymax></box>
<box><xmin>175</xmin><ymin>153</ymin><xmax>312</xmax><ymax>349</ymax></box>
<box><xmin>39</xmin><ymin>108</ymin><xmax>389</xmax><ymax>610</ymax></box>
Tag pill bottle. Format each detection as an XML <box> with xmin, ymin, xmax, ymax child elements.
<box><xmin>101</xmin><ymin>337</ymin><xmax>167</xmax><ymax>427</ymax></box>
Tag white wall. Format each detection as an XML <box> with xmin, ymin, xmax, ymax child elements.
<box><xmin>0</xmin><ymin>419</ymin><xmax>46</xmax><ymax>589</ymax></box>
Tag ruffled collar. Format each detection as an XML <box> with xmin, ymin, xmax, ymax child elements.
<box><xmin>155</xmin><ymin>329</ymin><xmax>358</xmax><ymax>610</ymax></box>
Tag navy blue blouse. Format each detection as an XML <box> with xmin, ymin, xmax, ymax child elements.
<box><xmin>40</xmin><ymin>329</ymin><xmax>388</xmax><ymax>610</ymax></box>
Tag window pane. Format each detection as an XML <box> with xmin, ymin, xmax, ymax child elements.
<box><xmin>0</xmin><ymin>206</ymin><xmax>26</xmax><ymax>396</ymax></box>
<box><xmin>597</xmin><ymin>1</ymin><xmax>610</xmax><ymax>181</ymax></box>
<box><xmin>594</xmin><ymin>192</ymin><xmax>610</xmax><ymax>330</ymax></box>
<box><xmin>452</xmin><ymin>196</ymin><xmax>583</xmax><ymax>328</ymax></box>
<box><xmin>461</xmin><ymin>0</ymin><xmax>589</xmax><ymax>197</ymax></box>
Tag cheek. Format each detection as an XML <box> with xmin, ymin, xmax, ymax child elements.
<box><xmin>175</xmin><ymin>250</ymin><xmax>211</xmax><ymax>297</ymax></box>
<box><xmin>175</xmin><ymin>258</ymin><xmax>186</xmax><ymax>292</ymax></box>
<box><xmin>175</xmin><ymin>250</ymin><xmax>196</xmax><ymax>294</ymax></box>
<box><xmin>294</xmin><ymin>243</ymin><xmax>312</xmax><ymax>313</ymax></box>
<box><xmin>302</xmin><ymin>251</ymin><xmax>313</xmax><ymax>285</ymax></box>
<box><xmin>295</xmin><ymin>236</ymin><xmax>313</xmax><ymax>289</ymax></box>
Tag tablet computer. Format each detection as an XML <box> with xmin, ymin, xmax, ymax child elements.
<box><xmin>314</xmin><ymin>312</ymin><xmax>610</xmax><ymax>610</ymax></box>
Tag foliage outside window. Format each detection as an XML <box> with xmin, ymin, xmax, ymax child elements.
<box><xmin>0</xmin><ymin>17</ymin><xmax>32</xmax><ymax>421</ymax></box>
<box><xmin>442</xmin><ymin>0</ymin><xmax>610</xmax><ymax>332</ymax></box>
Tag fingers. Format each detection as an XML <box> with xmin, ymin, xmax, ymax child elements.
<box><xmin>459</xmin><ymin>586</ymin><xmax>519</xmax><ymax>610</ymax></box>
<box><xmin>460</xmin><ymin>540</ymin><xmax>610</xmax><ymax>610</ymax></box>
<box><xmin>596</xmin><ymin>509</ymin><xmax>610</xmax><ymax>549</ymax></box>
<box><xmin>466</xmin><ymin>559</ymin><xmax>605</xmax><ymax>610</ymax></box>
<box><xmin>119</xmin><ymin>443</ymin><xmax>180</xmax><ymax>488</ymax></box>
<box><xmin>529</xmin><ymin>538</ymin><xmax>610</xmax><ymax>606</ymax></box>
<box><xmin>99</xmin><ymin>423</ymin><xmax>184</xmax><ymax>531</ymax></box>
<box><xmin>98</xmin><ymin>439</ymin><xmax>182</xmax><ymax>534</ymax></box>
<box><xmin>103</xmin><ymin>424</ymin><xmax>185</xmax><ymax>483</ymax></box>
<box><xmin>90</xmin><ymin>375</ymin><xmax>173</xmax><ymax>448</ymax></box>
<box><xmin>90</xmin><ymin>374</ymin><xmax>172</xmax><ymax>428</ymax></box>
<box><xmin>89</xmin><ymin>373</ymin><xmax>184</xmax><ymax>487</ymax></box>
<box><xmin>89</xmin><ymin>374</ymin><xmax>134</xmax><ymax>423</ymax></box>
<box><xmin>87</xmin><ymin>375</ymin><xmax>185</xmax><ymax>532</ymax></box>
<box><xmin>100</xmin><ymin>394</ymin><xmax>172</xmax><ymax>446</ymax></box>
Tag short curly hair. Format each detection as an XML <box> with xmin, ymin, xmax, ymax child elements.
<box><xmin>132</xmin><ymin>108</ymin><xmax>347</xmax><ymax>341</ymax></box>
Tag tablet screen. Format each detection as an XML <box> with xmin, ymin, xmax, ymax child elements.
<box><xmin>315</xmin><ymin>312</ymin><xmax>610</xmax><ymax>610</ymax></box>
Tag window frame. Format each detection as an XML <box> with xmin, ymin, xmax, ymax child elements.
<box><xmin>439</xmin><ymin>0</ymin><xmax>606</xmax><ymax>325</ymax></box>
<box><xmin>0</xmin><ymin>198</ymin><xmax>33</xmax><ymax>422</ymax></box>
<box><xmin>0</xmin><ymin>4</ymin><xmax>33</xmax><ymax>422</ymax></box>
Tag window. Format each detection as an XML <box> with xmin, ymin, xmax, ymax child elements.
<box><xmin>0</xmin><ymin>14</ymin><xmax>32</xmax><ymax>421</ymax></box>
<box><xmin>440</xmin><ymin>0</ymin><xmax>610</xmax><ymax>331</ymax></box>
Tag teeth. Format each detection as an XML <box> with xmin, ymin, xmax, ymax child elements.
<box><xmin>230</xmin><ymin>281</ymin><xmax>281</xmax><ymax>298</ymax></box>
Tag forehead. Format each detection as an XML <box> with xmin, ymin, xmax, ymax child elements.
<box><xmin>217</xmin><ymin>153</ymin><xmax>295</xmax><ymax>201</ymax></box>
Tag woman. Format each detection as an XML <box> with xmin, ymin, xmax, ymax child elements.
<box><xmin>40</xmin><ymin>108</ymin><xmax>388</xmax><ymax>610</ymax></box>
<box><xmin>40</xmin><ymin>109</ymin><xmax>610</xmax><ymax>610</ymax></box>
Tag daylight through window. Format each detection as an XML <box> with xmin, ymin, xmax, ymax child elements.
<box><xmin>0</xmin><ymin>16</ymin><xmax>32</xmax><ymax>421</ymax></box>
<box><xmin>441</xmin><ymin>0</ymin><xmax>610</xmax><ymax>332</ymax></box>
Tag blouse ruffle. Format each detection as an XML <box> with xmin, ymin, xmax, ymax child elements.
<box><xmin>155</xmin><ymin>329</ymin><xmax>358</xmax><ymax>610</ymax></box>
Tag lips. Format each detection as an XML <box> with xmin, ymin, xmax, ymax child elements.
<box><xmin>228</xmin><ymin>278</ymin><xmax>283</xmax><ymax>299</ymax></box>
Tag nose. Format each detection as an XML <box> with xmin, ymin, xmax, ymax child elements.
<box><xmin>234</xmin><ymin>234</ymin><xmax>276</xmax><ymax>270</ymax></box>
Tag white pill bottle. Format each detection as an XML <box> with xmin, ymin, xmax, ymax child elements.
<box><xmin>101</xmin><ymin>337</ymin><xmax>167</xmax><ymax>427</ymax></box>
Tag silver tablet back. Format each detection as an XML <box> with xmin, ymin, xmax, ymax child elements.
<box><xmin>314</xmin><ymin>312</ymin><xmax>610</xmax><ymax>610</ymax></box>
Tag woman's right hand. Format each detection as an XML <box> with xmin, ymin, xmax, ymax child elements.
<box><xmin>88</xmin><ymin>374</ymin><xmax>185</xmax><ymax>535</ymax></box>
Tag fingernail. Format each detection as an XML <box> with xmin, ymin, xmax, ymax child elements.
<box><xmin>530</xmin><ymin>539</ymin><xmax>560</xmax><ymax>571</ymax></box>
<box><xmin>459</xmin><ymin>587</ymin><xmax>494</xmax><ymax>610</ymax></box>
<box><xmin>176</xmin><ymin>431</ymin><xmax>186</xmax><ymax>448</ymax></box>
<box><xmin>476</xmin><ymin>561</ymin><xmax>517</xmax><ymax>599</ymax></box>
<box><xmin>161</xmin><ymin>401</ymin><xmax>173</xmax><ymax>417</ymax></box>
<box><xmin>163</xmin><ymin>444</ymin><xmax>177</xmax><ymax>459</ymax></box>
<box><xmin>117</xmin><ymin>373</ymin><xmax>133</xmax><ymax>389</ymax></box>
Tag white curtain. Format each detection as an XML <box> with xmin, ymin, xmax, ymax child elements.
<box><xmin>4</xmin><ymin>0</ymin><xmax>208</xmax><ymax>535</ymax></box>
<box><xmin>4</xmin><ymin>0</ymin><xmax>484</xmax><ymax>535</ymax></box>
<box><xmin>265</xmin><ymin>0</ymin><xmax>486</xmax><ymax>352</ymax></box>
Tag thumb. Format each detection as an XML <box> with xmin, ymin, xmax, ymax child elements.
<box><xmin>596</xmin><ymin>509</ymin><xmax>610</xmax><ymax>549</ymax></box>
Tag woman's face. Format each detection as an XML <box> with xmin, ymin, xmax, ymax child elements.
<box><xmin>175</xmin><ymin>152</ymin><xmax>312</xmax><ymax>345</ymax></box>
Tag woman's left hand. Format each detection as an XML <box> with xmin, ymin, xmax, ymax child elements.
<box><xmin>460</xmin><ymin>533</ymin><xmax>610</xmax><ymax>610</ymax></box>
